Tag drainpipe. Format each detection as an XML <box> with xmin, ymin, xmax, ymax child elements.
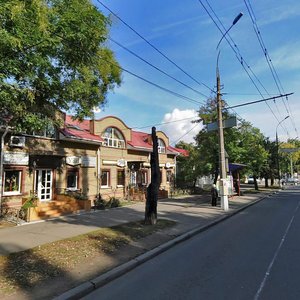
<box><xmin>97</xmin><ymin>147</ymin><xmax>101</xmax><ymax>197</ymax></box>
<box><xmin>0</xmin><ymin>127</ymin><xmax>9</xmax><ymax>214</ymax></box>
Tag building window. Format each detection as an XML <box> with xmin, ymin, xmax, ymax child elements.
<box><xmin>28</xmin><ymin>118</ymin><xmax>56</xmax><ymax>138</ymax></box>
<box><xmin>141</xmin><ymin>170</ymin><xmax>148</xmax><ymax>185</ymax></box>
<box><xmin>102</xmin><ymin>127</ymin><xmax>125</xmax><ymax>148</ymax></box>
<box><xmin>130</xmin><ymin>171</ymin><xmax>137</xmax><ymax>186</ymax></box>
<box><xmin>101</xmin><ymin>170</ymin><xmax>110</xmax><ymax>187</ymax></box>
<box><xmin>3</xmin><ymin>170</ymin><xmax>22</xmax><ymax>195</ymax></box>
<box><xmin>158</xmin><ymin>139</ymin><xmax>166</xmax><ymax>153</ymax></box>
<box><xmin>117</xmin><ymin>170</ymin><xmax>125</xmax><ymax>186</ymax></box>
<box><xmin>67</xmin><ymin>169</ymin><xmax>79</xmax><ymax>191</ymax></box>
<box><xmin>166</xmin><ymin>170</ymin><xmax>173</xmax><ymax>183</ymax></box>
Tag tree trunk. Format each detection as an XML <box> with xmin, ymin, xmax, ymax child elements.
<box><xmin>264</xmin><ymin>176</ymin><xmax>269</xmax><ymax>188</ymax></box>
<box><xmin>254</xmin><ymin>176</ymin><xmax>259</xmax><ymax>191</ymax></box>
<box><xmin>145</xmin><ymin>127</ymin><xmax>159</xmax><ymax>225</ymax></box>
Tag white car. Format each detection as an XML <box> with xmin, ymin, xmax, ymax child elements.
<box><xmin>247</xmin><ymin>176</ymin><xmax>261</xmax><ymax>184</ymax></box>
<box><xmin>287</xmin><ymin>177</ymin><xmax>299</xmax><ymax>184</ymax></box>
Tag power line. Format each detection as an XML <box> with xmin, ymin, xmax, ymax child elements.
<box><xmin>96</xmin><ymin>0</ymin><xmax>215</xmax><ymax>94</ymax></box>
<box><xmin>133</xmin><ymin>116</ymin><xmax>199</xmax><ymax>130</ymax></box>
<box><xmin>109</xmin><ymin>37</ymin><xmax>209</xmax><ymax>98</ymax></box>
<box><xmin>170</xmin><ymin>123</ymin><xmax>200</xmax><ymax>145</ymax></box>
<box><xmin>198</xmin><ymin>0</ymin><xmax>290</xmax><ymax>136</ymax></box>
<box><xmin>244</xmin><ymin>0</ymin><xmax>298</xmax><ymax>138</ymax></box>
<box><xmin>103</xmin><ymin>58</ymin><xmax>205</xmax><ymax>106</ymax></box>
<box><xmin>227</xmin><ymin>93</ymin><xmax>294</xmax><ymax>109</ymax></box>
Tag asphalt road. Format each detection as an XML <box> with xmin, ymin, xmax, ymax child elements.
<box><xmin>83</xmin><ymin>187</ymin><xmax>300</xmax><ymax>300</ymax></box>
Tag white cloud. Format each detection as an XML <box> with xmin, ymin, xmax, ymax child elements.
<box><xmin>259</xmin><ymin>3</ymin><xmax>300</xmax><ymax>26</ymax></box>
<box><xmin>159</xmin><ymin>108</ymin><xmax>201</xmax><ymax>145</ymax></box>
<box><xmin>250</xmin><ymin>42</ymin><xmax>300</xmax><ymax>75</ymax></box>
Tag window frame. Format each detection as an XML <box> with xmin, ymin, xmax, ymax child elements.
<box><xmin>158</xmin><ymin>138</ymin><xmax>166</xmax><ymax>153</ymax></box>
<box><xmin>66</xmin><ymin>169</ymin><xmax>79</xmax><ymax>191</ymax></box>
<box><xmin>117</xmin><ymin>169</ymin><xmax>125</xmax><ymax>187</ymax></box>
<box><xmin>101</xmin><ymin>169</ymin><xmax>110</xmax><ymax>188</ymax></box>
<box><xmin>102</xmin><ymin>127</ymin><xmax>126</xmax><ymax>149</ymax></box>
<box><xmin>141</xmin><ymin>170</ymin><xmax>148</xmax><ymax>185</ymax></box>
<box><xmin>166</xmin><ymin>170</ymin><xmax>173</xmax><ymax>183</ymax></box>
<box><xmin>3</xmin><ymin>169</ymin><xmax>22</xmax><ymax>196</ymax></box>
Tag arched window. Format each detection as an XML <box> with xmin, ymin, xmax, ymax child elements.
<box><xmin>158</xmin><ymin>138</ymin><xmax>166</xmax><ymax>153</ymax></box>
<box><xmin>102</xmin><ymin>127</ymin><xmax>125</xmax><ymax>148</ymax></box>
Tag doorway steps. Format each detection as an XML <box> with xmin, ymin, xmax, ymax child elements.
<box><xmin>26</xmin><ymin>195</ymin><xmax>91</xmax><ymax>222</ymax></box>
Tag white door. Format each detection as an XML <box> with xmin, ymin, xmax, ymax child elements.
<box><xmin>36</xmin><ymin>169</ymin><xmax>52</xmax><ymax>201</ymax></box>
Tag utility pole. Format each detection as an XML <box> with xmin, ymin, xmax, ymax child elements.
<box><xmin>276</xmin><ymin>116</ymin><xmax>289</xmax><ymax>187</ymax></box>
<box><xmin>215</xmin><ymin>12</ymin><xmax>243</xmax><ymax>211</ymax></box>
<box><xmin>0</xmin><ymin>127</ymin><xmax>9</xmax><ymax>215</ymax></box>
<box><xmin>216</xmin><ymin>65</ymin><xmax>228</xmax><ymax>210</ymax></box>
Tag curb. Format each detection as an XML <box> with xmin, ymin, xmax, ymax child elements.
<box><xmin>54</xmin><ymin>192</ymin><xmax>273</xmax><ymax>300</ymax></box>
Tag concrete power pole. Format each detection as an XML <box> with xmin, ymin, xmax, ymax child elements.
<box><xmin>216</xmin><ymin>65</ymin><xmax>228</xmax><ymax>211</ymax></box>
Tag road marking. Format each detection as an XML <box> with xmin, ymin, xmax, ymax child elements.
<box><xmin>254</xmin><ymin>200</ymin><xmax>300</xmax><ymax>300</ymax></box>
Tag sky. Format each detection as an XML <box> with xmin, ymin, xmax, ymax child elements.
<box><xmin>91</xmin><ymin>0</ymin><xmax>300</xmax><ymax>145</ymax></box>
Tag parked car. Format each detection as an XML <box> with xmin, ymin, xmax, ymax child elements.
<box><xmin>247</xmin><ymin>176</ymin><xmax>261</xmax><ymax>184</ymax></box>
<box><xmin>287</xmin><ymin>177</ymin><xmax>299</xmax><ymax>185</ymax></box>
<box><xmin>247</xmin><ymin>176</ymin><xmax>254</xmax><ymax>184</ymax></box>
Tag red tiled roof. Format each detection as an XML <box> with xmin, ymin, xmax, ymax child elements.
<box><xmin>60</xmin><ymin>127</ymin><xmax>103</xmax><ymax>143</ymax></box>
<box><xmin>168</xmin><ymin>145</ymin><xmax>189</xmax><ymax>157</ymax></box>
<box><xmin>61</xmin><ymin>116</ymin><xmax>102</xmax><ymax>143</ymax></box>
<box><xmin>65</xmin><ymin>115</ymin><xmax>90</xmax><ymax>131</ymax></box>
<box><xmin>128</xmin><ymin>131</ymin><xmax>152</xmax><ymax>149</ymax></box>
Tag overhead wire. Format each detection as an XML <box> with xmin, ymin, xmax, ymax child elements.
<box><xmin>109</xmin><ymin>37</ymin><xmax>209</xmax><ymax>98</ymax></box>
<box><xmin>96</xmin><ymin>0</ymin><xmax>215</xmax><ymax>95</ymax></box>
<box><xmin>244</xmin><ymin>0</ymin><xmax>298</xmax><ymax>138</ymax></box>
<box><xmin>103</xmin><ymin>57</ymin><xmax>205</xmax><ymax>106</ymax></box>
<box><xmin>170</xmin><ymin>123</ymin><xmax>200</xmax><ymax>146</ymax></box>
<box><xmin>198</xmin><ymin>0</ymin><xmax>291</xmax><ymax>138</ymax></box>
<box><xmin>132</xmin><ymin>116</ymin><xmax>200</xmax><ymax>130</ymax></box>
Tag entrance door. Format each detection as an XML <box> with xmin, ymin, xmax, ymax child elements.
<box><xmin>36</xmin><ymin>169</ymin><xmax>52</xmax><ymax>201</ymax></box>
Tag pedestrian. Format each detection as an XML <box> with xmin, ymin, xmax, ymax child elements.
<box><xmin>211</xmin><ymin>184</ymin><xmax>218</xmax><ymax>206</ymax></box>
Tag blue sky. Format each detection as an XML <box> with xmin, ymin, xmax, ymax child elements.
<box><xmin>91</xmin><ymin>0</ymin><xmax>300</xmax><ymax>145</ymax></box>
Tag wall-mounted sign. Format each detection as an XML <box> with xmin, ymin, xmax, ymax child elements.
<box><xmin>4</xmin><ymin>152</ymin><xmax>29</xmax><ymax>165</ymax></box>
<box><xmin>81</xmin><ymin>156</ymin><xmax>96</xmax><ymax>167</ymax></box>
<box><xmin>165</xmin><ymin>162</ymin><xmax>175</xmax><ymax>168</ymax></box>
<box><xmin>117</xmin><ymin>159</ymin><xmax>127</xmax><ymax>167</ymax></box>
<box><xmin>66</xmin><ymin>156</ymin><xmax>81</xmax><ymax>166</ymax></box>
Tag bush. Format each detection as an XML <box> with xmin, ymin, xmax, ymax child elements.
<box><xmin>94</xmin><ymin>194</ymin><xmax>106</xmax><ymax>210</ymax></box>
<box><xmin>106</xmin><ymin>197</ymin><xmax>121</xmax><ymax>208</ymax></box>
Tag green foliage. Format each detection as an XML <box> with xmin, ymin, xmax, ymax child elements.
<box><xmin>0</xmin><ymin>0</ymin><xmax>121</xmax><ymax>131</ymax></box>
<box><xmin>93</xmin><ymin>194</ymin><xmax>121</xmax><ymax>209</ymax></box>
<box><xmin>22</xmin><ymin>194</ymin><xmax>38</xmax><ymax>209</ymax></box>
<box><xmin>106</xmin><ymin>197</ymin><xmax>121</xmax><ymax>208</ymax></box>
<box><xmin>176</xmin><ymin>98</ymin><xmax>270</xmax><ymax>189</ymax></box>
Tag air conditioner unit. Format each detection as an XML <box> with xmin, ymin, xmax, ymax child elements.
<box><xmin>9</xmin><ymin>136</ymin><xmax>26</xmax><ymax>148</ymax></box>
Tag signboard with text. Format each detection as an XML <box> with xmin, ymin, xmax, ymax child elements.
<box><xmin>4</xmin><ymin>152</ymin><xmax>29</xmax><ymax>165</ymax></box>
<box><xmin>81</xmin><ymin>156</ymin><xmax>96</xmax><ymax>167</ymax></box>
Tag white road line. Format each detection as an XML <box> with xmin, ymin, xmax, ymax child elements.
<box><xmin>254</xmin><ymin>200</ymin><xmax>300</xmax><ymax>300</ymax></box>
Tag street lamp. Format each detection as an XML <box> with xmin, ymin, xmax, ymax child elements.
<box><xmin>276</xmin><ymin>116</ymin><xmax>289</xmax><ymax>187</ymax></box>
<box><xmin>216</xmin><ymin>12</ymin><xmax>243</xmax><ymax>211</ymax></box>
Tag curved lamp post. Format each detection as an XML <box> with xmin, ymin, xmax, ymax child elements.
<box><xmin>216</xmin><ymin>12</ymin><xmax>243</xmax><ymax>211</ymax></box>
<box><xmin>276</xmin><ymin>116</ymin><xmax>289</xmax><ymax>187</ymax></box>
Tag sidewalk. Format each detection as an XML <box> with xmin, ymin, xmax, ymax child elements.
<box><xmin>0</xmin><ymin>190</ymin><xmax>276</xmax><ymax>299</ymax></box>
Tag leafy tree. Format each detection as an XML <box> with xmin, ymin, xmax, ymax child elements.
<box><xmin>0</xmin><ymin>0</ymin><xmax>121</xmax><ymax>132</ymax></box>
<box><xmin>195</xmin><ymin>99</ymin><xmax>269</xmax><ymax>190</ymax></box>
<box><xmin>261</xmin><ymin>138</ymin><xmax>277</xmax><ymax>187</ymax></box>
<box><xmin>279</xmin><ymin>140</ymin><xmax>300</xmax><ymax>177</ymax></box>
<box><xmin>175</xmin><ymin>141</ymin><xmax>202</xmax><ymax>189</ymax></box>
<box><xmin>236</xmin><ymin>122</ymin><xmax>269</xmax><ymax>190</ymax></box>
